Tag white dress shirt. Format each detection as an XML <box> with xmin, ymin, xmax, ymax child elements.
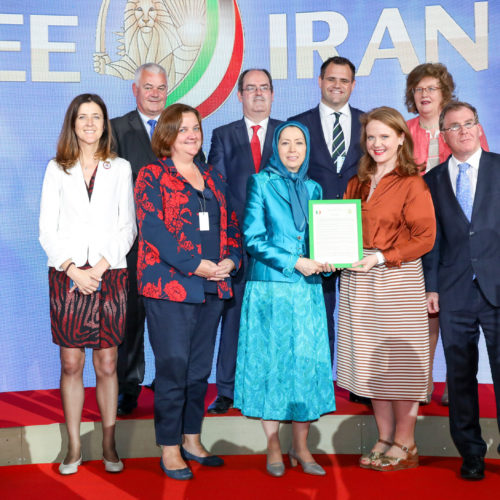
<box><xmin>243</xmin><ymin>116</ymin><xmax>269</xmax><ymax>153</ymax></box>
<box><xmin>39</xmin><ymin>157</ymin><xmax>137</xmax><ymax>270</ymax></box>
<box><xmin>448</xmin><ymin>147</ymin><xmax>482</xmax><ymax>198</ymax></box>
<box><xmin>319</xmin><ymin>101</ymin><xmax>352</xmax><ymax>155</ymax></box>
<box><xmin>138</xmin><ymin>109</ymin><xmax>161</xmax><ymax>140</ymax></box>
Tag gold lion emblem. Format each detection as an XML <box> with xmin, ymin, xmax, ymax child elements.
<box><xmin>94</xmin><ymin>0</ymin><xmax>206</xmax><ymax>90</ymax></box>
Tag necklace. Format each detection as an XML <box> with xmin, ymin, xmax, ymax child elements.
<box><xmin>419</xmin><ymin>120</ymin><xmax>439</xmax><ymax>132</ymax></box>
<box><xmin>370</xmin><ymin>167</ymin><xmax>394</xmax><ymax>190</ymax></box>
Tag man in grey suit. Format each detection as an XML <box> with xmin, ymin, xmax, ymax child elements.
<box><xmin>423</xmin><ymin>101</ymin><xmax>500</xmax><ymax>480</ymax></box>
<box><xmin>112</xmin><ymin>63</ymin><xmax>168</xmax><ymax>415</ymax></box>
<box><xmin>207</xmin><ymin>69</ymin><xmax>282</xmax><ymax>413</ymax></box>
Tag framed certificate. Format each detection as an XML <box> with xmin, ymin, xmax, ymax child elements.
<box><xmin>308</xmin><ymin>199</ymin><xmax>363</xmax><ymax>267</ymax></box>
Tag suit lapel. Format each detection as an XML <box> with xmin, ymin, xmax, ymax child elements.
<box><xmin>234</xmin><ymin>119</ymin><xmax>256</xmax><ymax>173</ymax></box>
<box><xmin>343</xmin><ymin>106</ymin><xmax>360</xmax><ymax>171</ymax></box>
<box><xmin>471</xmin><ymin>152</ymin><xmax>493</xmax><ymax>222</ymax></box>
<box><xmin>130</xmin><ymin>111</ymin><xmax>156</xmax><ymax>163</ymax></box>
<box><xmin>311</xmin><ymin>107</ymin><xmax>333</xmax><ymax>162</ymax></box>
<box><xmin>438</xmin><ymin>162</ymin><xmax>470</xmax><ymax>226</ymax></box>
<box><xmin>261</xmin><ymin>120</ymin><xmax>275</xmax><ymax>168</ymax></box>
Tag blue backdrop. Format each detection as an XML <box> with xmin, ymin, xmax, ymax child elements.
<box><xmin>0</xmin><ymin>0</ymin><xmax>496</xmax><ymax>392</ymax></box>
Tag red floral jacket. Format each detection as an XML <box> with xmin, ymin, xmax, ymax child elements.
<box><xmin>134</xmin><ymin>157</ymin><xmax>242</xmax><ymax>303</ymax></box>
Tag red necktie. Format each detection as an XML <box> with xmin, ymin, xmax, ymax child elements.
<box><xmin>250</xmin><ymin>125</ymin><xmax>262</xmax><ymax>172</ymax></box>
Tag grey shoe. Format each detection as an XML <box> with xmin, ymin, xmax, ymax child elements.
<box><xmin>266</xmin><ymin>460</ymin><xmax>285</xmax><ymax>477</ymax></box>
<box><xmin>288</xmin><ymin>448</ymin><xmax>326</xmax><ymax>476</ymax></box>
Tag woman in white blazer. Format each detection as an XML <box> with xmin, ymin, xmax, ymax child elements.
<box><xmin>39</xmin><ymin>94</ymin><xmax>136</xmax><ymax>475</ymax></box>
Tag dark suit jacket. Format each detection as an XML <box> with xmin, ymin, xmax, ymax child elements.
<box><xmin>289</xmin><ymin>105</ymin><xmax>364</xmax><ymax>199</ymax></box>
<box><xmin>135</xmin><ymin>158</ymin><xmax>242</xmax><ymax>304</ymax></box>
<box><xmin>422</xmin><ymin>150</ymin><xmax>500</xmax><ymax>310</ymax></box>
<box><xmin>208</xmin><ymin>117</ymin><xmax>282</xmax><ymax>222</ymax></box>
<box><xmin>111</xmin><ymin>110</ymin><xmax>158</xmax><ymax>182</ymax></box>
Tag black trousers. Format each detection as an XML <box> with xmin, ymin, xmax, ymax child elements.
<box><xmin>144</xmin><ymin>295</ymin><xmax>224</xmax><ymax>446</ymax></box>
<box><xmin>440</xmin><ymin>280</ymin><xmax>500</xmax><ymax>458</ymax></box>
<box><xmin>215</xmin><ymin>255</ymin><xmax>247</xmax><ymax>399</ymax></box>
<box><xmin>117</xmin><ymin>247</ymin><xmax>146</xmax><ymax>400</ymax></box>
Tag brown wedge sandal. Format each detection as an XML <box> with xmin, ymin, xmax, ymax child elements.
<box><xmin>371</xmin><ymin>442</ymin><xmax>419</xmax><ymax>471</ymax></box>
<box><xmin>359</xmin><ymin>439</ymin><xmax>393</xmax><ymax>469</ymax></box>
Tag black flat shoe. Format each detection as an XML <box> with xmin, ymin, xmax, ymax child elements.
<box><xmin>117</xmin><ymin>394</ymin><xmax>138</xmax><ymax>416</ymax></box>
<box><xmin>349</xmin><ymin>392</ymin><xmax>371</xmax><ymax>405</ymax></box>
<box><xmin>460</xmin><ymin>456</ymin><xmax>484</xmax><ymax>480</ymax></box>
<box><xmin>160</xmin><ymin>458</ymin><xmax>193</xmax><ymax>480</ymax></box>
<box><xmin>181</xmin><ymin>447</ymin><xmax>224</xmax><ymax>467</ymax></box>
<box><xmin>207</xmin><ymin>395</ymin><xmax>233</xmax><ymax>414</ymax></box>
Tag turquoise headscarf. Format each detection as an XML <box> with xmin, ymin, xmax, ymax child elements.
<box><xmin>264</xmin><ymin>121</ymin><xmax>311</xmax><ymax>231</ymax></box>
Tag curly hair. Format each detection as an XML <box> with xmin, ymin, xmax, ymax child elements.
<box><xmin>152</xmin><ymin>103</ymin><xmax>203</xmax><ymax>158</ymax></box>
<box><xmin>357</xmin><ymin>107</ymin><xmax>421</xmax><ymax>182</ymax></box>
<box><xmin>405</xmin><ymin>63</ymin><xmax>456</xmax><ymax>114</ymax></box>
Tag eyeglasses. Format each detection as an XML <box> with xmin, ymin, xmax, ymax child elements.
<box><xmin>242</xmin><ymin>85</ymin><xmax>272</xmax><ymax>93</ymax></box>
<box><xmin>442</xmin><ymin>120</ymin><xmax>478</xmax><ymax>133</ymax></box>
<box><xmin>413</xmin><ymin>86</ymin><xmax>441</xmax><ymax>94</ymax></box>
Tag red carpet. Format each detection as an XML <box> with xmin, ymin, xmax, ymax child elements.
<box><xmin>1</xmin><ymin>382</ymin><xmax>497</xmax><ymax>428</ymax></box>
<box><xmin>2</xmin><ymin>454</ymin><xmax>500</xmax><ymax>500</ymax></box>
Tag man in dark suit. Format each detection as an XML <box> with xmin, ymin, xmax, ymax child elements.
<box><xmin>112</xmin><ymin>62</ymin><xmax>168</xmax><ymax>415</ymax></box>
<box><xmin>423</xmin><ymin>101</ymin><xmax>500</xmax><ymax>480</ymax></box>
<box><xmin>289</xmin><ymin>56</ymin><xmax>363</xmax><ymax>386</ymax></box>
<box><xmin>207</xmin><ymin>69</ymin><xmax>282</xmax><ymax>413</ymax></box>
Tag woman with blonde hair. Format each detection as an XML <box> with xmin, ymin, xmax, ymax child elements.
<box><xmin>337</xmin><ymin>107</ymin><xmax>436</xmax><ymax>471</ymax></box>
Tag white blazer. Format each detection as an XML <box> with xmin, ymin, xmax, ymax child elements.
<box><xmin>39</xmin><ymin>157</ymin><xmax>137</xmax><ymax>270</ymax></box>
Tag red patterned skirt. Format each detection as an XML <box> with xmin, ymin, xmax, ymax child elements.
<box><xmin>48</xmin><ymin>266</ymin><xmax>128</xmax><ymax>349</ymax></box>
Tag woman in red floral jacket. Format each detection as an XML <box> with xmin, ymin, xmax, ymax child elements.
<box><xmin>134</xmin><ymin>103</ymin><xmax>241</xmax><ymax>480</ymax></box>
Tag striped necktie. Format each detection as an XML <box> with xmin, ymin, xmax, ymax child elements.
<box><xmin>331</xmin><ymin>112</ymin><xmax>346</xmax><ymax>172</ymax></box>
<box><xmin>456</xmin><ymin>162</ymin><xmax>473</xmax><ymax>221</ymax></box>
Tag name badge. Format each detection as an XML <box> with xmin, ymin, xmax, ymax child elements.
<box><xmin>199</xmin><ymin>212</ymin><xmax>209</xmax><ymax>231</ymax></box>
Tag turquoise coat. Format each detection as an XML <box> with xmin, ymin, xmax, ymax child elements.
<box><xmin>243</xmin><ymin>170</ymin><xmax>322</xmax><ymax>283</ymax></box>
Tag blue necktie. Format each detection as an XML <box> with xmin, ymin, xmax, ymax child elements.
<box><xmin>147</xmin><ymin>119</ymin><xmax>157</xmax><ymax>140</ymax></box>
<box><xmin>456</xmin><ymin>162</ymin><xmax>472</xmax><ymax>220</ymax></box>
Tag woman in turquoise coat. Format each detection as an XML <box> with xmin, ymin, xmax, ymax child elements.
<box><xmin>234</xmin><ymin>121</ymin><xmax>335</xmax><ymax>477</ymax></box>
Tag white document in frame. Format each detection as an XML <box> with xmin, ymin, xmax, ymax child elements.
<box><xmin>310</xmin><ymin>200</ymin><xmax>361</xmax><ymax>266</ymax></box>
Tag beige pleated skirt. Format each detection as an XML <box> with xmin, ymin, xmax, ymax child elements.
<box><xmin>336</xmin><ymin>251</ymin><xmax>430</xmax><ymax>401</ymax></box>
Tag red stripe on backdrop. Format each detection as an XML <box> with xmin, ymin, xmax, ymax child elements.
<box><xmin>197</xmin><ymin>0</ymin><xmax>244</xmax><ymax>118</ymax></box>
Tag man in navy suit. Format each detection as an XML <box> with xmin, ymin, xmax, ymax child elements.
<box><xmin>207</xmin><ymin>69</ymin><xmax>282</xmax><ymax>413</ymax></box>
<box><xmin>112</xmin><ymin>63</ymin><xmax>168</xmax><ymax>416</ymax></box>
<box><xmin>423</xmin><ymin>101</ymin><xmax>500</xmax><ymax>480</ymax></box>
<box><xmin>289</xmin><ymin>56</ymin><xmax>363</xmax><ymax>381</ymax></box>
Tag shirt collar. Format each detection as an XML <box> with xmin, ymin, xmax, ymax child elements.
<box><xmin>244</xmin><ymin>116</ymin><xmax>269</xmax><ymax>131</ymax></box>
<box><xmin>137</xmin><ymin>109</ymin><xmax>161</xmax><ymax>125</ymax></box>
<box><xmin>450</xmin><ymin>147</ymin><xmax>482</xmax><ymax>172</ymax></box>
<box><xmin>319</xmin><ymin>101</ymin><xmax>351</xmax><ymax>119</ymax></box>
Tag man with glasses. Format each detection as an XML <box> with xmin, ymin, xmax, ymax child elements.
<box><xmin>207</xmin><ymin>69</ymin><xmax>282</xmax><ymax>414</ymax></box>
<box><xmin>423</xmin><ymin>101</ymin><xmax>500</xmax><ymax>480</ymax></box>
<box><xmin>289</xmin><ymin>57</ymin><xmax>365</xmax><ymax>402</ymax></box>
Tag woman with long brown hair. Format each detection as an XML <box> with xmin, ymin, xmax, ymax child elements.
<box><xmin>336</xmin><ymin>107</ymin><xmax>436</xmax><ymax>471</ymax></box>
<box><xmin>39</xmin><ymin>93</ymin><xmax>136</xmax><ymax>475</ymax></box>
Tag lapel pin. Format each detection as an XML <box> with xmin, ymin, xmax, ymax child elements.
<box><xmin>103</xmin><ymin>161</ymin><xmax>111</xmax><ymax>169</ymax></box>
